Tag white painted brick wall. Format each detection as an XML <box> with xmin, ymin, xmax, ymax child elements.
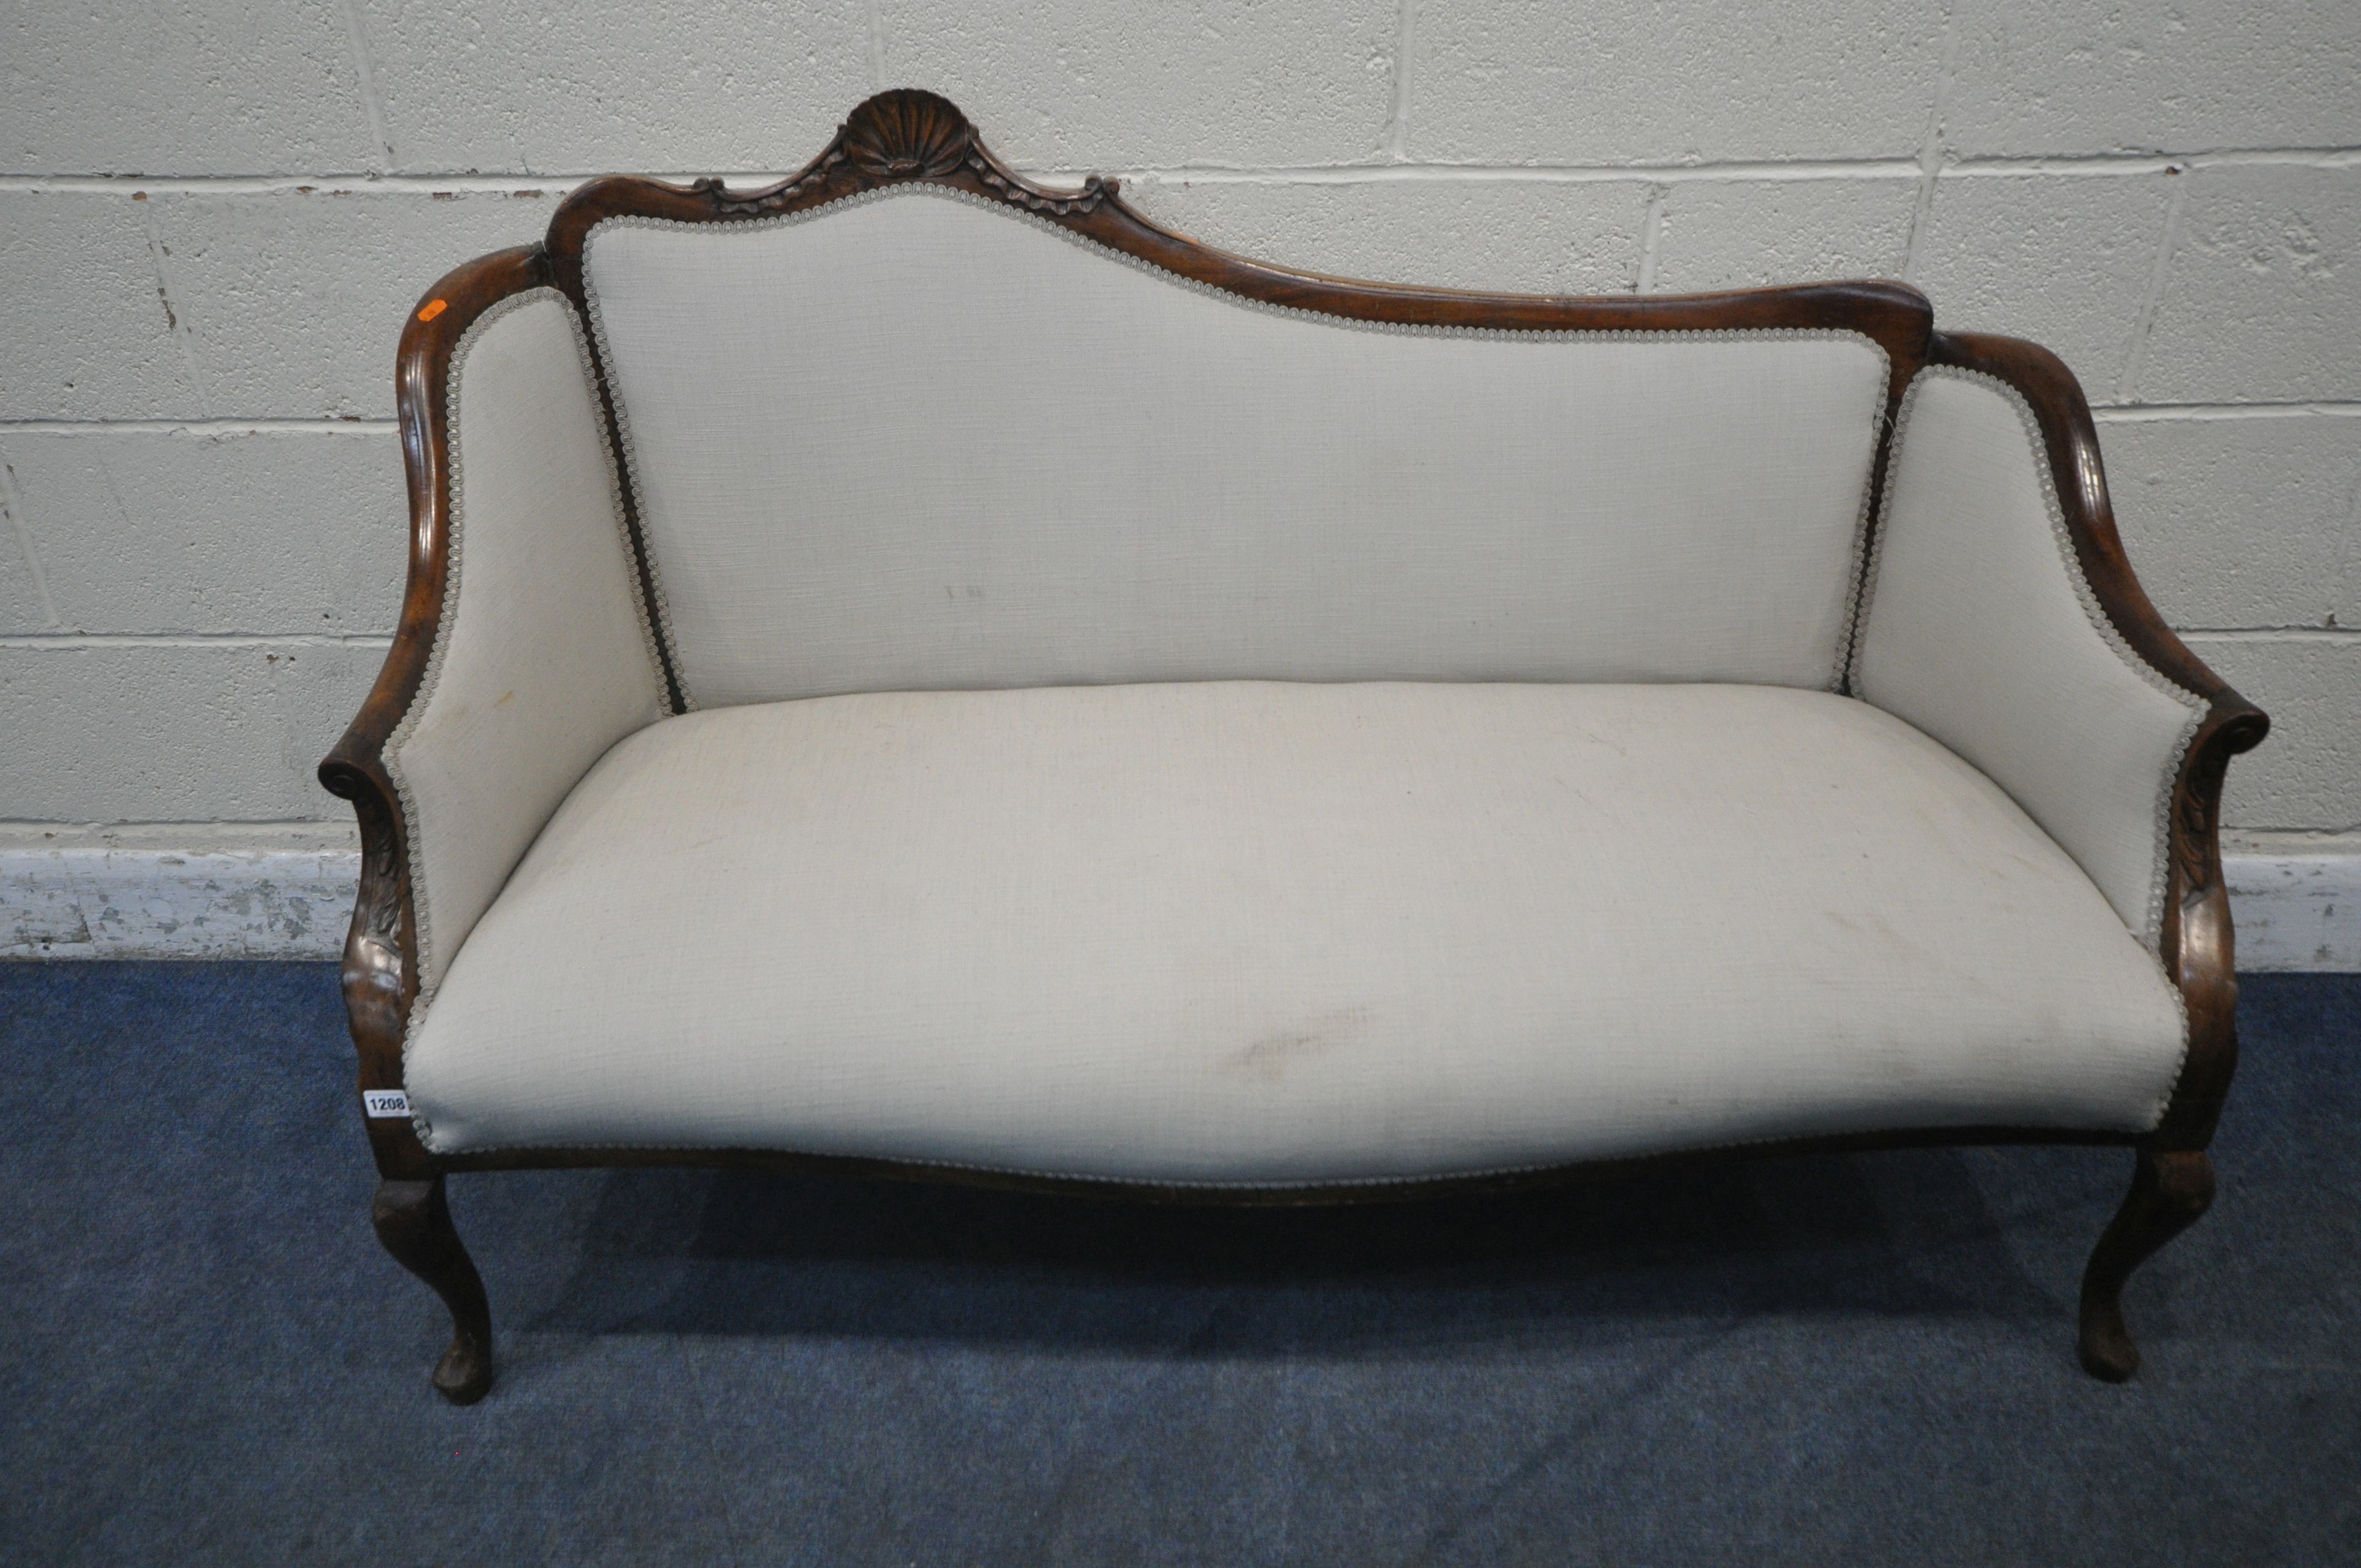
<box><xmin>1408</xmin><ymin>1</ymin><xmax>1949</xmax><ymax>164</ymax></box>
<box><xmin>1649</xmin><ymin>179</ymin><xmax>1919</xmax><ymax>296</ymax></box>
<box><xmin>883</xmin><ymin>0</ymin><xmax>1399</xmax><ymax>170</ymax></box>
<box><xmin>2185</xmin><ymin>636</ymin><xmax>2361</xmax><ymax>831</ymax></box>
<box><xmin>365</xmin><ymin>1</ymin><xmax>873</xmax><ymax>176</ymax></box>
<box><xmin>3</xmin><ymin>1</ymin><xmax>2358</xmax><ymax>956</ymax></box>
<box><xmin>2</xmin><ymin>190</ymin><xmax>554</xmax><ymax>421</ymax></box>
<box><xmin>0</xmin><ymin>641</ymin><xmax>377</xmax><ymax>821</ymax></box>
<box><xmin>2139</xmin><ymin>166</ymin><xmax>2361</xmax><ymax>404</ymax></box>
<box><xmin>0</xmin><ymin>428</ymin><xmax>405</xmax><ymax>634</ymax></box>
<box><xmin>0</xmin><ymin>194</ymin><xmax>199</xmax><ymax>420</ymax></box>
<box><xmin>1943</xmin><ymin>1</ymin><xmax>2361</xmax><ymax>156</ymax></box>
<box><xmin>1</xmin><ymin>5</ymin><xmax>378</xmax><ymax>176</ymax></box>
<box><xmin>2101</xmin><ymin>413</ymin><xmax>2361</xmax><ymax>630</ymax></box>
<box><xmin>1913</xmin><ymin>170</ymin><xmax>2182</xmax><ymax>395</ymax></box>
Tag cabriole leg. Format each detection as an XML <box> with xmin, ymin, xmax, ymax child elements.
<box><xmin>372</xmin><ymin>1175</ymin><xmax>494</xmax><ymax>1404</ymax></box>
<box><xmin>2077</xmin><ymin>1147</ymin><xmax>2213</xmax><ymax>1382</ymax></box>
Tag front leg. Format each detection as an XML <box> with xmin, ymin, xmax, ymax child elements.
<box><xmin>372</xmin><ymin>1175</ymin><xmax>495</xmax><ymax>1404</ymax></box>
<box><xmin>2077</xmin><ymin>1146</ymin><xmax>2213</xmax><ymax>1381</ymax></box>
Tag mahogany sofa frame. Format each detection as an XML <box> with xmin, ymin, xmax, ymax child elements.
<box><xmin>321</xmin><ymin>90</ymin><xmax>2268</xmax><ymax>1404</ymax></box>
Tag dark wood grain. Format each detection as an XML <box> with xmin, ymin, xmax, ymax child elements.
<box><xmin>2078</xmin><ymin>1148</ymin><xmax>2215</xmax><ymax>1381</ymax></box>
<box><xmin>322</xmin><ymin>90</ymin><xmax>2261</xmax><ymax>1395</ymax></box>
<box><xmin>372</xmin><ymin>1177</ymin><xmax>494</xmax><ymax>1404</ymax></box>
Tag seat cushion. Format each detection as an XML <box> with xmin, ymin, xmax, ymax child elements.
<box><xmin>405</xmin><ymin>682</ymin><xmax>2188</xmax><ymax>1184</ymax></box>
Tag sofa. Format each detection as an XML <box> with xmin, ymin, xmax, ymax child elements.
<box><xmin>322</xmin><ymin>91</ymin><xmax>2267</xmax><ymax>1404</ymax></box>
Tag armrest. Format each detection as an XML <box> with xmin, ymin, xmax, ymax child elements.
<box><xmin>1851</xmin><ymin>334</ymin><xmax>2266</xmax><ymax>1146</ymax></box>
<box><xmin>320</xmin><ymin>246</ymin><xmax>667</xmax><ymax>1171</ymax></box>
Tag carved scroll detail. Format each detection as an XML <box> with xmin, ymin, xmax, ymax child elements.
<box><xmin>966</xmin><ymin>155</ymin><xmax>1117</xmax><ymax>215</ymax></box>
<box><xmin>683</xmin><ymin>89</ymin><xmax>1117</xmax><ymax>221</ymax></box>
<box><xmin>844</xmin><ymin>88</ymin><xmax>973</xmax><ymax>177</ymax></box>
<box><xmin>2174</xmin><ymin>777</ymin><xmax>2215</xmax><ymax>898</ymax></box>
<box><xmin>690</xmin><ymin>155</ymin><xmax>843</xmax><ymax>214</ymax></box>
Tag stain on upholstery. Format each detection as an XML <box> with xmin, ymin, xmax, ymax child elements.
<box><xmin>1223</xmin><ymin>1006</ymin><xmax>1374</xmax><ymax>1082</ymax></box>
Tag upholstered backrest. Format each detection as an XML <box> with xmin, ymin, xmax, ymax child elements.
<box><xmin>583</xmin><ymin>186</ymin><xmax>1892</xmax><ymax>709</ymax></box>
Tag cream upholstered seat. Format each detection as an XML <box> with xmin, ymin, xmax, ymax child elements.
<box><xmin>404</xmin><ymin>679</ymin><xmax>2187</xmax><ymax>1184</ymax></box>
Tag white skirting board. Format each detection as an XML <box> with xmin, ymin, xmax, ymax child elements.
<box><xmin>3</xmin><ymin>829</ymin><xmax>2357</xmax><ymax>971</ymax></box>
<box><xmin>2</xmin><ymin>827</ymin><xmax>361</xmax><ymax>961</ymax></box>
<box><xmin>2219</xmin><ymin>842</ymin><xmax>2361</xmax><ymax>973</ymax></box>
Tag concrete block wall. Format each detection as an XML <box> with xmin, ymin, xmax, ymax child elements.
<box><xmin>3</xmin><ymin>1</ymin><xmax>2357</xmax><ymax>959</ymax></box>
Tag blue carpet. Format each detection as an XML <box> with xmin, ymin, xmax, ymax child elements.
<box><xmin>0</xmin><ymin>962</ymin><xmax>2354</xmax><ymax>1565</ymax></box>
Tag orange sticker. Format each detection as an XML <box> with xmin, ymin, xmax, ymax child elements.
<box><xmin>417</xmin><ymin>298</ymin><xmax>448</xmax><ymax>323</ymax></box>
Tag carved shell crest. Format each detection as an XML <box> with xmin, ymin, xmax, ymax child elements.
<box><xmin>843</xmin><ymin>89</ymin><xmax>973</xmax><ymax>179</ymax></box>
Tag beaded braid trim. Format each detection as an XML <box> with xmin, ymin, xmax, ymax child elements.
<box><xmin>579</xmin><ymin>179</ymin><xmax>1894</xmax><ymax>700</ymax></box>
<box><xmin>574</xmin><ymin>269</ymin><xmax>695</xmax><ymax>711</ymax></box>
<box><xmin>1829</xmin><ymin>395</ymin><xmax>1895</xmax><ymax>693</ymax></box>
<box><xmin>1848</xmin><ymin>365</ymin><xmax>2207</xmax><ymax>968</ymax></box>
<box><xmin>420</xmin><ymin>1116</ymin><xmax>2149</xmax><ymax>1175</ymax></box>
<box><xmin>554</xmin><ymin>296</ymin><xmax>675</xmax><ymax>717</ymax></box>
<box><xmin>1831</xmin><ymin>391</ymin><xmax>1898</xmax><ymax>692</ymax></box>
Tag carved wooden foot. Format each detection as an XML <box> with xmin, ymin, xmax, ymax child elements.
<box><xmin>2077</xmin><ymin>1147</ymin><xmax>2213</xmax><ymax>1382</ymax></box>
<box><xmin>372</xmin><ymin>1175</ymin><xmax>494</xmax><ymax>1404</ymax></box>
